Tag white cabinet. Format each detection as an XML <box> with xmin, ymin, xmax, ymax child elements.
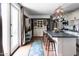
<box><xmin>58</xmin><ymin>38</ymin><xmax>63</xmax><ymax>56</ymax></box>
<box><xmin>53</xmin><ymin>37</ymin><xmax>76</xmax><ymax>56</ymax></box>
<box><xmin>33</xmin><ymin>20</ymin><xmax>47</xmax><ymax>36</ymax></box>
<box><xmin>62</xmin><ymin>38</ymin><xmax>76</xmax><ymax>56</ymax></box>
<box><xmin>34</xmin><ymin>28</ymin><xmax>43</xmax><ymax>36</ymax></box>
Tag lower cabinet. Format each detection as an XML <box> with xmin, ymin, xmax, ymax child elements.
<box><xmin>62</xmin><ymin>38</ymin><xmax>76</xmax><ymax>56</ymax></box>
<box><xmin>53</xmin><ymin>37</ymin><xmax>76</xmax><ymax>56</ymax></box>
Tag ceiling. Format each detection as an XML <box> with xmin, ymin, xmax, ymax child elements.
<box><xmin>21</xmin><ymin>3</ymin><xmax>79</xmax><ymax>15</ymax></box>
<box><xmin>63</xmin><ymin>3</ymin><xmax>79</xmax><ymax>13</ymax></box>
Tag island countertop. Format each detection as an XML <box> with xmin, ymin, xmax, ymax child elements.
<box><xmin>43</xmin><ymin>30</ymin><xmax>78</xmax><ymax>38</ymax></box>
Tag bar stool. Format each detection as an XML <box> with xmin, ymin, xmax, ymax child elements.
<box><xmin>43</xmin><ymin>32</ymin><xmax>45</xmax><ymax>43</ymax></box>
<box><xmin>47</xmin><ymin>37</ymin><xmax>57</xmax><ymax>56</ymax></box>
<box><xmin>43</xmin><ymin>32</ymin><xmax>46</xmax><ymax>45</ymax></box>
<box><xmin>45</xmin><ymin>34</ymin><xmax>49</xmax><ymax>50</ymax></box>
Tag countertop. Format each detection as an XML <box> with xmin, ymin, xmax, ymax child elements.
<box><xmin>44</xmin><ymin>30</ymin><xmax>78</xmax><ymax>38</ymax></box>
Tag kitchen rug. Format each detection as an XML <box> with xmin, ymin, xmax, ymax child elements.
<box><xmin>28</xmin><ymin>39</ymin><xmax>44</xmax><ymax>56</ymax></box>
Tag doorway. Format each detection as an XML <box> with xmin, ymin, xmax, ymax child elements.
<box><xmin>10</xmin><ymin>4</ymin><xmax>19</xmax><ymax>54</ymax></box>
<box><xmin>24</xmin><ymin>16</ymin><xmax>32</xmax><ymax>44</ymax></box>
<box><xmin>32</xmin><ymin>18</ymin><xmax>48</xmax><ymax>38</ymax></box>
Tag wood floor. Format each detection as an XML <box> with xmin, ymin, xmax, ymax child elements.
<box><xmin>13</xmin><ymin>38</ymin><xmax>55</xmax><ymax>56</ymax></box>
<box><xmin>13</xmin><ymin>43</ymin><xmax>31</xmax><ymax>56</ymax></box>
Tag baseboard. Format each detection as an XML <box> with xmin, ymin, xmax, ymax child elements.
<box><xmin>10</xmin><ymin>46</ymin><xmax>20</xmax><ymax>56</ymax></box>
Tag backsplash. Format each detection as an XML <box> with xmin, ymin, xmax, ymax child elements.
<box><xmin>64</xmin><ymin>9</ymin><xmax>79</xmax><ymax>32</ymax></box>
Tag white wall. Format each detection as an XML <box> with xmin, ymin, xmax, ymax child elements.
<box><xmin>25</xmin><ymin>18</ymin><xmax>30</xmax><ymax>31</ymax></box>
<box><xmin>20</xmin><ymin>7</ymin><xmax>24</xmax><ymax>45</ymax></box>
<box><xmin>64</xmin><ymin>9</ymin><xmax>79</xmax><ymax>30</ymax></box>
<box><xmin>65</xmin><ymin>9</ymin><xmax>79</xmax><ymax>20</ymax></box>
<box><xmin>1</xmin><ymin>3</ymin><xmax>11</xmax><ymax>56</ymax></box>
<box><xmin>24</xmin><ymin>8</ymin><xmax>30</xmax><ymax>18</ymax></box>
<box><xmin>30</xmin><ymin>15</ymin><xmax>50</xmax><ymax>18</ymax></box>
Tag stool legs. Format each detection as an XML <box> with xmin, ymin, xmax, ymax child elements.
<box><xmin>45</xmin><ymin>37</ymin><xmax>49</xmax><ymax>50</ymax></box>
<box><xmin>43</xmin><ymin>34</ymin><xmax>45</xmax><ymax>45</ymax></box>
<box><xmin>43</xmin><ymin>34</ymin><xmax>57</xmax><ymax>56</ymax></box>
<box><xmin>53</xmin><ymin>43</ymin><xmax>57</xmax><ymax>56</ymax></box>
<box><xmin>47</xmin><ymin>41</ymin><xmax>57</xmax><ymax>56</ymax></box>
<box><xmin>47</xmin><ymin>40</ymin><xmax>50</xmax><ymax>56</ymax></box>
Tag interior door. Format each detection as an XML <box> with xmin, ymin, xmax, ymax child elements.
<box><xmin>10</xmin><ymin>4</ymin><xmax>19</xmax><ymax>54</ymax></box>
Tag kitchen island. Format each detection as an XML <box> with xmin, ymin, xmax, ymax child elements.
<box><xmin>43</xmin><ymin>30</ymin><xmax>77</xmax><ymax>56</ymax></box>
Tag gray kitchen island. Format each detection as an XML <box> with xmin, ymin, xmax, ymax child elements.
<box><xmin>43</xmin><ymin>30</ymin><xmax>77</xmax><ymax>56</ymax></box>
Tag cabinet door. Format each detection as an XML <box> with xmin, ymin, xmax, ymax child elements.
<box><xmin>58</xmin><ymin>38</ymin><xmax>63</xmax><ymax>56</ymax></box>
<box><xmin>63</xmin><ymin>38</ymin><xmax>76</xmax><ymax>56</ymax></box>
